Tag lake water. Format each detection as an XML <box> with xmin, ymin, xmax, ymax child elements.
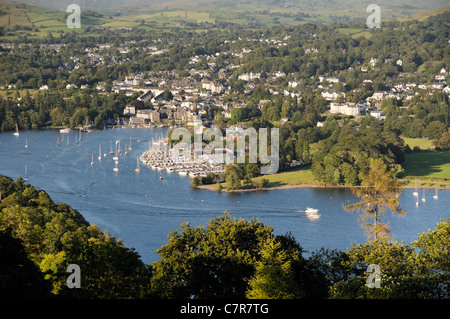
<box><xmin>1</xmin><ymin>128</ymin><xmax>449</xmax><ymax>264</ymax></box>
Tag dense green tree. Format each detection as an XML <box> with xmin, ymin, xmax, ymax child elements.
<box><xmin>0</xmin><ymin>176</ymin><xmax>152</xmax><ymax>298</ymax></box>
<box><xmin>151</xmin><ymin>212</ymin><xmax>327</xmax><ymax>299</ymax></box>
<box><xmin>326</xmin><ymin>218</ymin><xmax>450</xmax><ymax>299</ymax></box>
<box><xmin>247</xmin><ymin>237</ymin><xmax>303</xmax><ymax>299</ymax></box>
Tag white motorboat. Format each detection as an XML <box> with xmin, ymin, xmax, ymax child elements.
<box><xmin>305</xmin><ymin>207</ymin><xmax>320</xmax><ymax>219</ymax></box>
<box><xmin>305</xmin><ymin>207</ymin><xmax>319</xmax><ymax>214</ymax></box>
<box><xmin>60</xmin><ymin>128</ymin><xmax>71</xmax><ymax>133</ymax></box>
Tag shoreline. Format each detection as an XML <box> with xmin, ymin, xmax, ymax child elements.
<box><xmin>196</xmin><ymin>180</ymin><xmax>450</xmax><ymax>193</ymax></box>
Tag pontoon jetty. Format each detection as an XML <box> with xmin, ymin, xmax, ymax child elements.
<box><xmin>139</xmin><ymin>136</ymin><xmax>226</xmax><ymax>178</ymax></box>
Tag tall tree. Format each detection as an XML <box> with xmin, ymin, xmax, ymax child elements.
<box><xmin>344</xmin><ymin>158</ymin><xmax>404</xmax><ymax>240</ymax></box>
<box><xmin>246</xmin><ymin>237</ymin><xmax>303</xmax><ymax>299</ymax></box>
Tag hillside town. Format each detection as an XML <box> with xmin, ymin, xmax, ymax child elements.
<box><xmin>114</xmin><ymin>65</ymin><xmax>449</xmax><ymax>127</ymax></box>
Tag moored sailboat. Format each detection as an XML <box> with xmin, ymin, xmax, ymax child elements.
<box><xmin>135</xmin><ymin>156</ymin><xmax>140</xmax><ymax>174</ymax></box>
<box><xmin>98</xmin><ymin>144</ymin><xmax>102</xmax><ymax>161</ymax></box>
<box><xmin>13</xmin><ymin>123</ymin><xmax>19</xmax><ymax>136</ymax></box>
<box><xmin>433</xmin><ymin>187</ymin><xmax>438</xmax><ymax>200</ymax></box>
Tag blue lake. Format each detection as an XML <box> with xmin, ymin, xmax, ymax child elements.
<box><xmin>1</xmin><ymin>128</ymin><xmax>449</xmax><ymax>264</ymax></box>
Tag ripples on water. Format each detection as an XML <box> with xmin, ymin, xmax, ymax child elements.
<box><xmin>1</xmin><ymin>128</ymin><xmax>449</xmax><ymax>263</ymax></box>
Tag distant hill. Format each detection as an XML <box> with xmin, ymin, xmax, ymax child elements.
<box><xmin>2</xmin><ymin>0</ymin><xmax>449</xmax><ymax>11</ymax></box>
<box><xmin>0</xmin><ymin>0</ymin><xmax>448</xmax><ymax>36</ymax></box>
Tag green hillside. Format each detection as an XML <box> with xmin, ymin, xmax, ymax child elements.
<box><xmin>0</xmin><ymin>0</ymin><xmax>449</xmax><ymax>36</ymax></box>
<box><xmin>0</xmin><ymin>3</ymin><xmax>108</xmax><ymax>37</ymax></box>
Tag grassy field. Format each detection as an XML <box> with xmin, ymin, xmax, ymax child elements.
<box><xmin>0</xmin><ymin>89</ymin><xmax>39</xmax><ymax>98</ymax></box>
<box><xmin>252</xmin><ymin>165</ymin><xmax>318</xmax><ymax>188</ymax></box>
<box><xmin>199</xmin><ymin>149</ymin><xmax>450</xmax><ymax>192</ymax></box>
<box><xmin>401</xmin><ymin>151</ymin><xmax>450</xmax><ymax>188</ymax></box>
<box><xmin>402</xmin><ymin>137</ymin><xmax>435</xmax><ymax>150</ymax></box>
<box><xmin>0</xmin><ymin>3</ymin><xmax>109</xmax><ymax>39</ymax></box>
<box><xmin>198</xmin><ymin>165</ymin><xmax>320</xmax><ymax>192</ymax></box>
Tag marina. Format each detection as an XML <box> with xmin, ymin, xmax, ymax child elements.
<box><xmin>139</xmin><ymin>136</ymin><xmax>226</xmax><ymax>178</ymax></box>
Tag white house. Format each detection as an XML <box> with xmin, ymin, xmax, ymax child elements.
<box><xmin>202</xmin><ymin>81</ymin><xmax>225</xmax><ymax>94</ymax></box>
<box><xmin>321</xmin><ymin>90</ymin><xmax>346</xmax><ymax>101</ymax></box>
<box><xmin>66</xmin><ymin>84</ymin><xmax>78</xmax><ymax>89</ymax></box>
<box><xmin>124</xmin><ymin>105</ymin><xmax>136</xmax><ymax>115</ymax></box>
<box><xmin>370</xmin><ymin>58</ymin><xmax>377</xmax><ymax>67</ymax></box>
<box><xmin>330</xmin><ymin>102</ymin><xmax>364</xmax><ymax>116</ymax></box>
<box><xmin>370</xmin><ymin>110</ymin><xmax>385</xmax><ymax>119</ymax></box>
<box><xmin>326</xmin><ymin>77</ymin><xmax>345</xmax><ymax>83</ymax></box>
<box><xmin>443</xmin><ymin>86</ymin><xmax>450</xmax><ymax>95</ymax></box>
<box><xmin>238</xmin><ymin>72</ymin><xmax>261</xmax><ymax>81</ymax></box>
<box><xmin>288</xmin><ymin>80</ymin><xmax>300</xmax><ymax>88</ymax></box>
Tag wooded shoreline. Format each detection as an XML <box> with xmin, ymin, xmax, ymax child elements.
<box><xmin>196</xmin><ymin>179</ymin><xmax>450</xmax><ymax>192</ymax></box>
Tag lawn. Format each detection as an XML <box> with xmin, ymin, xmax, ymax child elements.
<box><xmin>402</xmin><ymin>137</ymin><xmax>435</xmax><ymax>150</ymax></box>
<box><xmin>197</xmin><ymin>165</ymin><xmax>319</xmax><ymax>192</ymax></box>
<box><xmin>252</xmin><ymin>165</ymin><xmax>318</xmax><ymax>188</ymax></box>
<box><xmin>401</xmin><ymin>151</ymin><xmax>450</xmax><ymax>188</ymax></box>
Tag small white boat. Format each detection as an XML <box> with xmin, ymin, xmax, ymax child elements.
<box><xmin>421</xmin><ymin>190</ymin><xmax>426</xmax><ymax>203</ymax></box>
<box><xmin>433</xmin><ymin>187</ymin><xmax>438</xmax><ymax>200</ymax></box>
<box><xmin>60</xmin><ymin>128</ymin><xmax>71</xmax><ymax>133</ymax></box>
<box><xmin>113</xmin><ymin>161</ymin><xmax>119</xmax><ymax>172</ymax></box>
<box><xmin>305</xmin><ymin>207</ymin><xmax>319</xmax><ymax>214</ymax></box>
<box><xmin>305</xmin><ymin>207</ymin><xmax>320</xmax><ymax>219</ymax></box>
<box><xmin>91</xmin><ymin>154</ymin><xmax>94</xmax><ymax>166</ymax></box>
